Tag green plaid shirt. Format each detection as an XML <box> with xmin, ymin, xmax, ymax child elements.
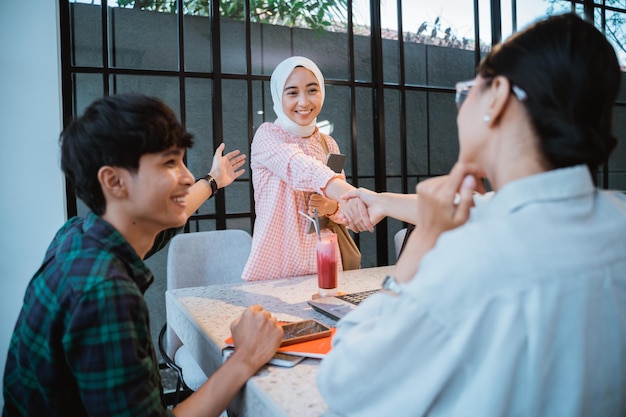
<box><xmin>3</xmin><ymin>212</ymin><xmax>173</xmax><ymax>417</ymax></box>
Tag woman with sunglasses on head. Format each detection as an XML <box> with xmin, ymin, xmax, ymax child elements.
<box><xmin>319</xmin><ymin>13</ymin><xmax>626</xmax><ymax>416</ymax></box>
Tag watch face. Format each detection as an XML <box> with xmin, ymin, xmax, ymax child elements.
<box><xmin>383</xmin><ymin>275</ymin><xmax>402</xmax><ymax>294</ymax></box>
<box><xmin>383</xmin><ymin>275</ymin><xmax>392</xmax><ymax>289</ymax></box>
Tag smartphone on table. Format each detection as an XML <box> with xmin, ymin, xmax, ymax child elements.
<box><xmin>280</xmin><ymin>319</ymin><xmax>332</xmax><ymax>346</ymax></box>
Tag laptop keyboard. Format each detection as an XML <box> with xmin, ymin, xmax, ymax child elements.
<box><xmin>336</xmin><ymin>289</ymin><xmax>379</xmax><ymax>305</ymax></box>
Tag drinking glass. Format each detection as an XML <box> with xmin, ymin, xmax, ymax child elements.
<box><xmin>316</xmin><ymin>233</ymin><xmax>338</xmax><ymax>296</ymax></box>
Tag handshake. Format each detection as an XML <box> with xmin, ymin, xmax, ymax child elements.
<box><xmin>307</xmin><ymin>162</ymin><xmax>485</xmax><ymax>234</ymax></box>
<box><xmin>307</xmin><ymin>187</ymin><xmax>387</xmax><ymax>233</ymax></box>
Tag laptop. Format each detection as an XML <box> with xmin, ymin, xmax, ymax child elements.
<box><xmin>307</xmin><ymin>288</ymin><xmax>379</xmax><ymax>320</ymax></box>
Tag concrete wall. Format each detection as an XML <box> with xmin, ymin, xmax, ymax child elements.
<box><xmin>0</xmin><ymin>0</ymin><xmax>65</xmax><ymax>409</ymax></box>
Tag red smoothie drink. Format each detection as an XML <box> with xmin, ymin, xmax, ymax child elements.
<box><xmin>317</xmin><ymin>234</ymin><xmax>338</xmax><ymax>296</ymax></box>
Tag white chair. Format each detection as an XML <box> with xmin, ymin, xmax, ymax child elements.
<box><xmin>158</xmin><ymin>229</ymin><xmax>252</xmax><ymax>405</ymax></box>
<box><xmin>394</xmin><ymin>228</ymin><xmax>408</xmax><ymax>260</ymax></box>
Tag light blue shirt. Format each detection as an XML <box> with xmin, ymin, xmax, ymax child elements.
<box><xmin>318</xmin><ymin>165</ymin><xmax>626</xmax><ymax>417</ymax></box>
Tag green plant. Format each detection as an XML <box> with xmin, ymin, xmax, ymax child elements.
<box><xmin>116</xmin><ymin>0</ymin><xmax>349</xmax><ymax>32</ymax></box>
<box><xmin>544</xmin><ymin>0</ymin><xmax>625</xmax><ymax>59</ymax></box>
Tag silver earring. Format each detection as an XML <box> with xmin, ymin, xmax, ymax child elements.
<box><xmin>483</xmin><ymin>114</ymin><xmax>491</xmax><ymax>122</ymax></box>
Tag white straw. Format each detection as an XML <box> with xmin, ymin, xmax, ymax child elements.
<box><xmin>299</xmin><ymin>210</ymin><xmax>321</xmax><ymax>241</ymax></box>
<box><xmin>313</xmin><ymin>209</ymin><xmax>322</xmax><ymax>241</ymax></box>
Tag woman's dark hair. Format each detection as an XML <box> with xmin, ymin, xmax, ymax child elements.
<box><xmin>478</xmin><ymin>13</ymin><xmax>621</xmax><ymax>173</ymax></box>
<box><xmin>60</xmin><ymin>94</ymin><xmax>194</xmax><ymax>215</ymax></box>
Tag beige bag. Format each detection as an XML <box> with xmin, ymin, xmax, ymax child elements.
<box><xmin>326</xmin><ymin>219</ymin><xmax>361</xmax><ymax>270</ymax></box>
<box><xmin>319</xmin><ymin>135</ymin><xmax>361</xmax><ymax>270</ymax></box>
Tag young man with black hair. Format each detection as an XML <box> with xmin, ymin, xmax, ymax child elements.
<box><xmin>3</xmin><ymin>94</ymin><xmax>283</xmax><ymax>417</ymax></box>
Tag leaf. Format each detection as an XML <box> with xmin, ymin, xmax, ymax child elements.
<box><xmin>116</xmin><ymin>0</ymin><xmax>351</xmax><ymax>33</ymax></box>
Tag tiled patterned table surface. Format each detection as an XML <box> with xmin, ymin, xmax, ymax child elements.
<box><xmin>166</xmin><ymin>265</ymin><xmax>393</xmax><ymax>417</ymax></box>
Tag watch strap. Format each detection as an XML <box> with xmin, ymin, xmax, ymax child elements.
<box><xmin>200</xmin><ymin>174</ymin><xmax>219</xmax><ymax>196</ymax></box>
<box><xmin>382</xmin><ymin>275</ymin><xmax>403</xmax><ymax>295</ymax></box>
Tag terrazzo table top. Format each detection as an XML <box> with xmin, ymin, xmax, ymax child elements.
<box><xmin>166</xmin><ymin>265</ymin><xmax>393</xmax><ymax>417</ymax></box>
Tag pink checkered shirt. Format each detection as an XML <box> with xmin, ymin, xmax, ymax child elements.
<box><xmin>242</xmin><ymin>122</ymin><xmax>345</xmax><ymax>281</ymax></box>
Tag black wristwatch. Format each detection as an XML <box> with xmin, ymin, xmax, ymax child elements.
<box><xmin>382</xmin><ymin>275</ymin><xmax>403</xmax><ymax>295</ymax></box>
<box><xmin>200</xmin><ymin>174</ymin><xmax>219</xmax><ymax>196</ymax></box>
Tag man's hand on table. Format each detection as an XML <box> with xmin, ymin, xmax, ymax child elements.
<box><xmin>229</xmin><ymin>305</ymin><xmax>284</xmax><ymax>372</ymax></box>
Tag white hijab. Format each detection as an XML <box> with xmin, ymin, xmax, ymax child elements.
<box><xmin>270</xmin><ymin>56</ymin><xmax>325</xmax><ymax>137</ymax></box>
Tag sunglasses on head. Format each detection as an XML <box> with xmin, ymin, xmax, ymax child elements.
<box><xmin>455</xmin><ymin>78</ymin><xmax>528</xmax><ymax>110</ymax></box>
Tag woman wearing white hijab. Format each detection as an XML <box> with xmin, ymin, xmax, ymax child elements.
<box><xmin>242</xmin><ymin>56</ymin><xmax>371</xmax><ymax>281</ymax></box>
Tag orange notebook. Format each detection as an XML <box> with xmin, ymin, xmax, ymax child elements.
<box><xmin>224</xmin><ymin>323</ymin><xmax>336</xmax><ymax>359</ymax></box>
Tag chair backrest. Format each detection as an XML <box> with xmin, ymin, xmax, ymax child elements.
<box><xmin>165</xmin><ymin>229</ymin><xmax>252</xmax><ymax>357</ymax></box>
<box><xmin>394</xmin><ymin>228</ymin><xmax>407</xmax><ymax>260</ymax></box>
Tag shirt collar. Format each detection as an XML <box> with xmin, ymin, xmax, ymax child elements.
<box><xmin>475</xmin><ymin>165</ymin><xmax>595</xmax><ymax>220</ymax></box>
<box><xmin>83</xmin><ymin>212</ymin><xmax>154</xmax><ymax>293</ymax></box>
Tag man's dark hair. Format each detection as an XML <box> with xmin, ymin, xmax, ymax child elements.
<box><xmin>478</xmin><ymin>13</ymin><xmax>621</xmax><ymax>173</ymax></box>
<box><xmin>60</xmin><ymin>94</ymin><xmax>194</xmax><ymax>215</ymax></box>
